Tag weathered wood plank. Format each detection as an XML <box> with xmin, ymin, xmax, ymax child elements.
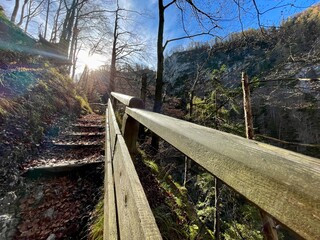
<box><xmin>126</xmin><ymin>107</ymin><xmax>320</xmax><ymax>240</ymax></box>
<box><xmin>121</xmin><ymin>113</ymin><xmax>140</xmax><ymax>154</ymax></box>
<box><xmin>108</xmin><ymin>99</ymin><xmax>121</xmax><ymax>154</ymax></box>
<box><xmin>111</xmin><ymin>92</ymin><xmax>144</xmax><ymax>109</ymax></box>
<box><xmin>104</xmin><ymin>111</ymin><xmax>118</xmax><ymax>240</ymax></box>
<box><xmin>113</xmin><ymin>135</ymin><xmax>162</xmax><ymax>240</ymax></box>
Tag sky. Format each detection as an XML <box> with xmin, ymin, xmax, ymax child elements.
<box><xmin>1</xmin><ymin>0</ymin><xmax>319</xmax><ymax>71</ymax></box>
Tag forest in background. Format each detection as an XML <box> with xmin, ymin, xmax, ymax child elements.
<box><xmin>0</xmin><ymin>1</ymin><xmax>319</xmax><ymax>240</ymax></box>
<box><xmin>76</xmin><ymin>5</ymin><xmax>319</xmax><ymax>239</ymax></box>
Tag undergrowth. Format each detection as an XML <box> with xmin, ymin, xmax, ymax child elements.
<box><xmin>0</xmin><ymin>65</ymin><xmax>91</xmax><ymax>196</ymax></box>
<box><xmin>88</xmin><ymin>198</ymin><xmax>104</xmax><ymax>240</ymax></box>
<box><xmin>137</xmin><ymin>149</ymin><xmax>213</xmax><ymax>239</ymax></box>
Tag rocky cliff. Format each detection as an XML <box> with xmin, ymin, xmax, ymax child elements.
<box><xmin>164</xmin><ymin>4</ymin><xmax>320</xmax><ymax>157</ymax></box>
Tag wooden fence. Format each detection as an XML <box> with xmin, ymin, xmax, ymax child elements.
<box><xmin>104</xmin><ymin>92</ymin><xmax>320</xmax><ymax>240</ymax></box>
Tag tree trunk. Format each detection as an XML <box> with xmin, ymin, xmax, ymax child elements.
<box><xmin>50</xmin><ymin>0</ymin><xmax>62</xmax><ymax>42</ymax></box>
<box><xmin>17</xmin><ymin>0</ymin><xmax>29</xmax><ymax>27</ymax></box>
<box><xmin>24</xmin><ymin>1</ymin><xmax>31</xmax><ymax>32</ymax></box>
<box><xmin>140</xmin><ymin>72</ymin><xmax>147</xmax><ymax>103</ymax></box>
<box><xmin>241</xmin><ymin>72</ymin><xmax>254</xmax><ymax>139</ymax></box>
<box><xmin>151</xmin><ymin>0</ymin><xmax>165</xmax><ymax>150</ymax></box>
<box><xmin>183</xmin><ymin>156</ymin><xmax>191</xmax><ymax>187</ymax></box>
<box><xmin>11</xmin><ymin>0</ymin><xmax>20</xmax><ymax>23</ymax></box>
<box><xmin>59</xmin><ymin>0</ymin><xmax>77</xmax><ymax>57</ymax></box>
<box><xmin>71</xmin><ymin>40</ymin><xmax>80</xmax><ymax>80</ymax></box>
<box><xmin>69</xmin><ymin>6</ymin><xmax>81</xmax><ymax>74</ymax></box>
<box><xmin>214</xmin><ymin>178</ymin><xmax>221</xmax><ymax>240</ymax></box>
<box><xmin>241</xmin><ymin>72</ymin><xmax>279</xmax><ymax>240</ymax></box>
<box><xmin>44</xmin><ymin>0</ymin><xmax>50</xmax><ymax>38</ymax></box>
<box><xmin>153</xmin><ymin>0</ymin><xmax>164</xmax><ymax>114</ymax></box>
<box><xmin>109</xmin><ymin>4</ymin><xmax>119</xmax><ymax>93</ymax></box>
<box><xmin>189</xmin><ymin>90</ymin><xmax>194</xmax><ymax>117</ymax></box>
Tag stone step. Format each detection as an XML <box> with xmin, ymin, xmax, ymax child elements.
<box><xmin>72</xmin><ymin>124</ymin><xmax>104</xmax><ymax>128</ymax></box>
<box><xmin>61</xmin><ymin>131</ymin><xmax>105</xmax><ymax>137</ymax></box>
<box><xmin>52</xmin><ymin>140</ymin><xmax>103</xmax><ymax>148</ymax></box>
<box><xmin>25</xmin><ymin>159</ymin><xmax>104</xmax><ymax>173</ymax></box>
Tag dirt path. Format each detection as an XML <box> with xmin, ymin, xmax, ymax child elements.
<box><xmin>13</xmin><ymin>114</ymin><xmax>105</xmax><ymax>239</ymax></box>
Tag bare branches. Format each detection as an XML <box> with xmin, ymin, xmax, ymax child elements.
<box><xmin>164</xmin><ymin>27</ymin><xmax>217</xmax><ymax>50</ymax></box>
<box><xmin>164</xmin><ymin>0</ymin><xmax>177</xmax><ymax>10</ymax></box>
<box><xmin>251</xmin><ymin>0</ymin><xmax>261</xmax><ymax>27</ymax></box>
<box><xmin>232</xmin><ymin>0</ymin><xmax>245</xmax><ymax>33</ymax></box>
<box><xmin>167</xmin><ymin>0</ymin><xmax>221</xmax><ymax>50</ymax></box>
<box><xmin>185</xmin><ymin>0</ymin><xmax>220</xmax><ymax>27</ymax></box>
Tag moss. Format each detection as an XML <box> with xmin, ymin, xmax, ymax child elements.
<box><xmin>75</xmin><ymin>94</ymin><xmax>93</xmax><ymax>114</ymax></box>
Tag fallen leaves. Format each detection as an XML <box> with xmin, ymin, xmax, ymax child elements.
<box><xmin>14</xmin><ymin>114</ymin><xmax>104</xmax><ymax>239</ymax></box>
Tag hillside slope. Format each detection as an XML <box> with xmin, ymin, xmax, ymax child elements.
<box><xmin>164</xmin><ymin>4</ymin><xmax>320</xmax><ymax>157</ymax></box>
<box><xmin>0</xmin><ymin>12</ymin><xmax>92</xmax><ymax>239</ymax></box>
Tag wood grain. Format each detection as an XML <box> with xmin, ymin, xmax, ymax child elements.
<box><xmin>113</xmin><ymin>135</ymin><xmax>162</xmax><ymax>239</ymax></box>
<box><xmin>126</xmin><ymin>107</ymin><xmax>320</xmax><ymax>240</ymax></box>
<box><xmin>104</xmin><ymin>111</ymin><xmax>118</xmax><ymax>239</ymax></box>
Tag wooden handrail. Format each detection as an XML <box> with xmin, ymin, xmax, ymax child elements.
<box><xmin>104</xmin><ymin>98</ymin><xmax>162</xmax><ymax>240</ymax></box>
<box><xmin>107</xmin><ymin>92</ymin><xmax>320</xmax><ymax>239</ymax></box>
<box><xmin>111</xmin><ymin>92</ymin><xmax>144</xmax><ymax>153</ymax></box>
<box><xmin>122</xmin><ymin>107</ymin><xmax>320</xmax><ymax>240</ymax></box>
<box><xmin>111</xmin><ymin>92</ymin><xmax>144</xmax><ymax>108</ymax></box>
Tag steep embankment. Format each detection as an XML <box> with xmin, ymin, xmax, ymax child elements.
<box><xmin>0</xmin><ymin>10</ymin><xmax>36</xmax><ymax>67</ymax></box>
<box><xmin>0</xmin><ymin>11</ymin><xmax>93</xmax><ymax>239</ymax></box>
<box><xmin>164</xmin><ymin>4</ymin><xmax>320</xmax><ymax>157</ymax></box>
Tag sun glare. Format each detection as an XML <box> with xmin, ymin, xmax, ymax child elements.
<box><xmin>78</xmin><ymin>51</ymin><xmax>105</xmax><ymax>70</ymax></box>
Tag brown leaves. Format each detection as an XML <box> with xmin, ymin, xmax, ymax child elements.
<box><xmin>15</xmin><ymin>177</ymin><xmax>90</xmax><ymax>239</ymax></box>
<box><xmin>21</xmin><ymin>114</ymin><xmax>105</xmax><ymax>171</ymax></box>
<box><xmin>15</xmin><ymin>114</ymin><xmax>104</xmax><ymax>239</ymax></box>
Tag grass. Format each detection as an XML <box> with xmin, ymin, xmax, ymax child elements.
<box><xmin>88</xmin><ymin>198</ymin><xmax>104</xmax><ymax>240</ymax></box>
<box><xmin>0</xmin><ymin>11</ymin><xmax>36</xmax><ymax>51</ymax></box>
<box><xmin>138</xmin><ymin>149</ymin><xmax>214</xmax><ymax>239</ymax></box>
<box><xmin>86</xmin><ymin>149</ymin><xmax>214</xmax><ymax>240</ymax></box>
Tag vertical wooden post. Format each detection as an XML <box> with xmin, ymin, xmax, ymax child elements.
<box><xmin>214</xmin><ymin>177</ymin><xmax>221</xmax><ymax>240</ymax></box>
<box><xmin>111</xmin><ymin>94</ymin><xmax>118</xmax><ymax>112</ymax></box>
<box><xmin>139</xmin><ymin>73</ymin><xmax>147</xmax><ymax>143</ymax></box>
<box><xmin>241</xmin><ymin>72</ymin><xmax>278</xmax><ymax>240</ymax></box>
<box><xmin>121</xmin><ymin>98</ymin><xmax>144</xmax><ymax>154</ymax></box>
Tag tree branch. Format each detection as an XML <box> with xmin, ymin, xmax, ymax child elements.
<box><xmin>186</xmin><ymin>0</ymin><xmax>219</xmax><ymax>25</ymax></box>
<box><xmin>164</xmin><ymin>0</ymin><xmax>177</xmax><ymax>10</ymax></box>
<box><xmin>164</xmin><ymin>28</ymin><xmax>217</xmax><ymax>50</ymax></box>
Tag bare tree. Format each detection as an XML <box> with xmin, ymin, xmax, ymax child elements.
<box><xmin>50</xmin><ymin>0</ymin><xmax>63</xmax><ymax>42</ymax></box>
<box><xmin>108</xmin><ymin>0</ymin><xmax>119</xmax><ymax>92</ymax></box>
<box><xmin>23</xmin><ymin>0</ymin><xmax>46</xmax><ymax>32</ymax></box>
<box><xmin>43</xmin><ymin>0</ymin><xmax>51</xmax><ymax>38</ymax></box>
<box><xmin>107</xmin><ymin>0</ymin><xmax>145</xmax><ymax>93</ymax></box>
<box><xmin>17</xmin><ymin>0</ymin><xmax>29</xmax><ymax>27</ymax></box>
<box><xmin>152</xmin><ymin>0</ymin><xmax>218</xmax><ymax>148</ymax></box>
<box><xmin>11</xmin><ymin>0</ymin><xmax>20</xmax><ymax>23</ymax></box>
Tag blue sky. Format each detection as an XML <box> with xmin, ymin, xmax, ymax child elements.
<box><xmin>1</xmin><ymin>0</ymin><xmax>319</xmax><ymax>69</ymax></box>
<box><xmin>129</xmin><ymin>0</ymin><xmax>319</xmax><ymax>47</ymax></box>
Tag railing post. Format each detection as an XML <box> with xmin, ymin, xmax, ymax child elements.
<box><xmin>241</xmin><ymin>72</ymin><xmax>279</xmax><ymax>240</ymax></box>
<box><xmin>121</xmin><ymin>98</ymin><xmax>144</xmax><ymax>154</ymax></box>
<box><xmin>111</xmin><ymin>95</ymin><xmax>118</xmax><ymax>112</ymax></box>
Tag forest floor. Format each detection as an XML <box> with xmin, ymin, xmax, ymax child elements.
<box><xmin>4</xmin><ymin>114</ymin><xmax>104</xmax><ymax>240</ymax></box>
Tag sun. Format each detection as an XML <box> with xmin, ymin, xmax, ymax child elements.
<box><xmin>78</xmin><ymin>51</ymin><xmax>105</xmax><ymax>70</ymax></box>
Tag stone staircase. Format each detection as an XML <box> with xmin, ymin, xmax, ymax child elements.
<box><xmin>12</xmin><ymin>113</ymin><xmax>105</xmax><ymax>239</ymax></box>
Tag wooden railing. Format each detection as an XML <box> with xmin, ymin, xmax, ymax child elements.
<box><xmin>104</xmin><ymin>92</ymin><xmax>320</xmax><ymax>240</ymax></box>
<box><xmin>104</xmin><ymin>93</ymin><xmax>161</xmax><ymax>240</ymax></box>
